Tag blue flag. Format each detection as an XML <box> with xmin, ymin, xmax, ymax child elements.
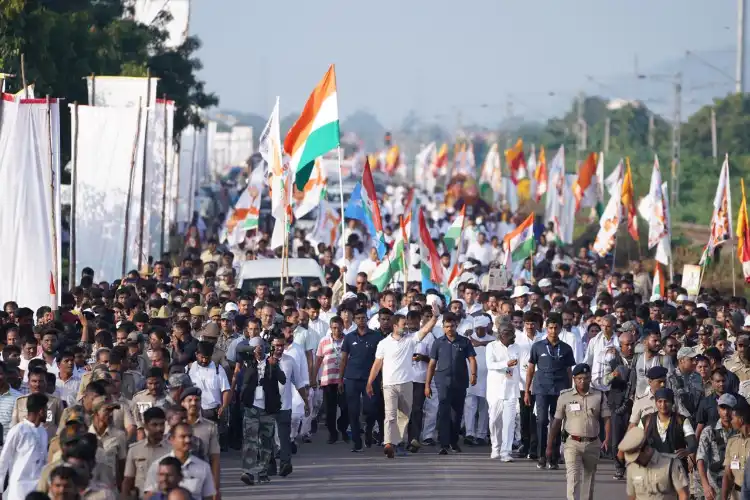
<box><xmin>344</xmin><ymin>182</ymin><xmax>386</xmax><ymax>257</ymax></box>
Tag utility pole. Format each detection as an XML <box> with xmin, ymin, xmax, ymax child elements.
<box><xmin>603</xmin><ymin>116</ymin><xmax>611</xmax><ymax>154</ymax></box>
<box><xmin>738</xmin><ymin>0</ymin><xmax>746</xmax><ymax>93</ymax></box>
<box><xmin>648</xmin><ymin>112</ymin><xmax>655</xmax><ymax>149</ymax></box>
<box><xmin>670</xmin><ymin>73</ymin><xmax>682</xmax><ymax>208</ymax></box>
<box><xmin>711</xmin><ymin>106</ymin><xmax>718</xmax><ymax>164</ymax></box>
<box><xmin>576</xmin><ymin>92</ymin><xmax>585</xmax><ymax>163</ymax></box>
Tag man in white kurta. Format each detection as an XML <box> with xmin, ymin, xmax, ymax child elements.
<box><xmin>0</xmin><ymin>393</ymin><xmax>49</xmax><ymax>500</ymax></box>
<box><xmin>463</xmin><ymin>315</ymin><xmax>493</xmax><ymax>445</ymax></box>
<box><xmin>486</xmin><ymin>321</ymin><xmax>521</xmax><ymax>461</ymax></box>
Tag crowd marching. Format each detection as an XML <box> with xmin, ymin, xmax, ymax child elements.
<box><xmin>0</xmin><ymin>169</ymin><xmax>749</xmax><ymax>500</ymax></box>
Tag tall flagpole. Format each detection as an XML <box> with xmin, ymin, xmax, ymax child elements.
<box><xmin>337</xmin><ymin>147</ymin><xmax>347</xmax><ymax>286</ymax></box>
<box><xmin>46</xmin><ymin>96</ymin><xmax>58</xmax><ymax>310</ymax></box>
<box><xmin>69</xmin><ymin>102</ymin><xmax>79</xmax><ymax>288</ymax></box>
<box><xmin>729</xmin><ymin>154</ymin><xmax>737</xmax><ymax>295</ymax></box>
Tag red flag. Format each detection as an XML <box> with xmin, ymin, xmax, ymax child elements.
<box><xmin>50</xmin><ymin>272</ymin><xmax>56</xmax><ymax>295</ymax></box>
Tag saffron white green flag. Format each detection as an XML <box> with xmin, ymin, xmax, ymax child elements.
<box><xmin>370</xmin><ymin>217</ymin><xmax>409</xmax><ymax>291</ymax></box>
<box><xmin>503</xmin><ymin>213</ymin><xmax>535</xmax><ymax>267</ymax></box>
<box><xmin>443</xmin><ymin>205</ymin><xmax>465</xmax><ymax>254</ymax></box>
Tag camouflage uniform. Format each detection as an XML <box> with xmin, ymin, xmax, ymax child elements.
<box><xmin>666</xmin><ymin>368</ymin><xmax>704</xmax><ymax>421</ymax></box>
<box><xmin>241</xmin><ymin>406</ymin><xmax>275</xmax><ymax>476</ymax></box>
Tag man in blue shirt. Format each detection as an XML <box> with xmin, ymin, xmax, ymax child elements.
<box><xmin>339</xmin><ymin>308</ymin><xmax>383</xmax><ymax>452</ymax></box>
<box><xmin>425</xmin><ymin>312</ymin><xmax>477</xmax><ymax>455</ymax></box>
<box><xmin>524</xmin><ymin>312</ymin><xmax>576</xmax><ymax>469</ymax></box>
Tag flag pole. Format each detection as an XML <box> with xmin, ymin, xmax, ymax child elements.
<box><xmin>46</xmin><ymin>96</ymin><xmax>58</xmax><ymax>310</ymax></box>
<box><xmin>137</xmin><ymin>70</ymin><xmax>152</xmax><ymax>274</ymax></box>
<box><xmin>337</xmin><ymin>147</ymin><xmax>347</xmax><ymax>286</ymax></box>
<box><xmin>69</xmin><ymin>102</ymin><xmax>79</xmax><ymax>289</ymax></box>
<box><xmin>123</xmin><ymin>98</ymin><xmax>144</xmax><ymax>275</ymax></box>
<box><xmin>160</xmin><ymin>96</ymin><xmax>169</xmax><ymax>257</ymax></box>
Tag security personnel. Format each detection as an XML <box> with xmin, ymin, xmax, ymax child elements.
<box><xmin>11</xmin><ymin>366</ymin><xmax>64</xmax><ymax>439</ymax></box>
<box><xmin>338</xmin><ymin>308</ymin><xmax>383</xmax><ymax>452</ymax></box>
<box><xmin>629</xmin><ymin>366</ymin><xmax>670</xmax><ymax>427</ymax></box>
<box><xmin>425</xmin><ymin>311</ymin><xmax>477</xmax><ymax>455</ymax></box>
<box><xmin>723</xmin><ymin>396</ymin><xmax>750</xmax><ymax>499</ymax></box>
<box><xmin>547</xmin><ymin>363</ymin><xmax>611</xmax><ymax>500</ymax></box>
<box><xmin>121</xmin><ymin>406</ymin><xmax>170</xmax><ymax>499</ymax></box>
<box><xmin>620</xmin><ymin>426</ymin><xmax>690</xmax><ymax>499</ymax></box>
<box><xmin>131</xmin><ymin>367</ymin><xmax>168</xmax><ymax>440</ymax></box>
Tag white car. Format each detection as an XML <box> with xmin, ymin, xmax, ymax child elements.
<box><xmin>238</xmin><ymin>258</ymin><xmax>325</xmax><ymax>294</ymax></box>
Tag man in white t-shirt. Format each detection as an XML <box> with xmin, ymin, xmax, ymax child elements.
<box><xmin>366</xmin><ymin>311</ymin><xmax>438</xmax><ymax>458</ymax></box>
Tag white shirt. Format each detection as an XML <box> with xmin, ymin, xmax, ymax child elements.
<box><xmin>283</xmin><ymin>342</ymin><xmax>310</xmax><ymax>387</ymax></box>
<box><xmin>358</xmin><ymin>258</ymin><xmax>379</xmax><ymax>279</ymax></box>
<box><xmin>585</xmin><ymin>332</ymin><xmax>620</xmax><ymax>391</ymax></box>
<box><xmin>144</xmin><ymin>452</ymin><xmax>216</xmax><ymax>499</ymax></box>
<box><xmin>279</xmin><ymin>353</ymin><xmax>305</xmax><ymax>411</ymax></box>
<box><xmin>412</xmin><ymin>331</ymin><xmax>436</xmax><ymax>383</ymax></box>
<box><xmin>486</xmin><ymin>341</ymin><xmax>521</xmax><ymax>402</ymax></box>
<box><xmin>293</xmin><ymin>326</ymin><xmax>318</xmax><ymax>354</ymax></box>
<box><xmin>0</xmin><ymin>419</ymin><xmax>48</xmax><ymax>500</ymax></box>
<box><xmin>560</xmin><ymin>327</ymin><xmax>585</xmax><ymax>365</ymax></box>
<box><xmin>253</xmin><ymin>359</ymin><xmax>267</xmax><ymax>409</ymax></box>
<box><xmin>514</xmin><ymin>330</ymin><xmax>538</xmax><ymax>391</ymax></box>
<box><xmin>187</xmin><ymin>361</ymin><xmax>230</xmax><ymax>410</ymax></box>
<box><xmin>375</xmin><ymin>333</ymin><xmax>419</xmax><ymax>386</ymax></box>
<box><xmin>318</xmin><ymin>308</ymin><xmax>337</xmax><ymax>324</ymax></box>
<box><xmin>468</xmin><ymin>333</ymin><xmax>492</xmax><ymax>397</ymax></box>
<box><xmin>307</xmin><ymin>318</ymin><xmax>329</xmax><ymax>346</ymax></box>
<box><xmin>466</xmin><ymin>241</ymin><xmax>492</xmax><ymax>267</ymax></box>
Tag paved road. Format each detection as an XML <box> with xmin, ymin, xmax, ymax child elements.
<box><xmin>218</xmin><ymin>440</ymin><xmax>628</xmax><ymax>499</ymax></box>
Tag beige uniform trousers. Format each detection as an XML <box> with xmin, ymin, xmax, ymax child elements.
<box><xmin>563</xmin><ymin>438</ymin><xmax>600</xmax><ymax>500</ymax></box>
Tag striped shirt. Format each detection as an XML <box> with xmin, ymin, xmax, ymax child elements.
<box><xmin>316</xmin><ymin>336</ymin><xmax>344</xmax><ymax>387</ymax></box>
<box><xmin>0</xmin><ymin>387</ymin><xmax>21</xmax><ymax>442</ymax></box>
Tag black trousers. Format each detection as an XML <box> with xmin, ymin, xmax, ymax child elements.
<box><xmin>519</xmin><ymin>391</ymin><xmax>538</xmax><ymax>456</ymax></box>
<box><xmin>437</xmin><ymin>382</ymin><xmax>466</xmax><ymax>448</ymax></box>
<box><xmin>535</xmin><ymin>394</ymin><xmax>560</xmax><ymax>462</ymax></box>
<box><xmin>611</xmin><ymin>410</ymin><xmax>630</xmax><ymax>472</ymax></box>
<box><xmin>408</xmin><ymin>382</ymin><xmax>426</xmax><ymax>443</ymax></box>
<box><xmin>344</xmin><ymin>378</ymin><xmax>379</xmax><ymax>448</ymax></box>
<box><xmin>322</xmin><ymin>384</ymin><xmax>349</xmax><ymax>439</ymax></box>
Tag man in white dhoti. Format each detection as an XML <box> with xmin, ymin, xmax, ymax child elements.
<box><xmin>486</xmin><ymin>320</ymin><xmax>520</xmax><ymax>461</ymax></box>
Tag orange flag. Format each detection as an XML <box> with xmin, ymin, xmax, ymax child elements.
<box><xmin>621</xmin><ymin>158</ymin><xmax>639</xmax><ymax>241</ymax></box>
<box><xmin>573</xmin><ymin>152</ymin><xmax>597</xmax><ymax>212</ymax></box>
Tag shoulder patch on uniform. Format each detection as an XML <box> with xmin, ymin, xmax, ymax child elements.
<box><xmin>128</xmin><ymin>440</ymin><xmax>144</xmax><ymax>450</ymax></box>
<box><xmin>559</xmin><ymin>388</ymin><xmax>574</xmax><ymax>395</ymax></box>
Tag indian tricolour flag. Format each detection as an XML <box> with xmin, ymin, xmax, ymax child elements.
<box><xmin>443</xmin><ymin>205</ymin><xmax>465</xmax><ymax>254</ymax></box>
<box><xmin>284</xmin><ymin>65</ymin><xmax>340</xmax><ymax>190</ymax></box>
<box><xmin>503</xmin><ymin>213</ymin><xmax>535</xmax><ymax>268</ymax></box>
<box><xmin>370</xmin><ymin>216</ymin><xmax>409</xmax><ymax>291</ymax></box>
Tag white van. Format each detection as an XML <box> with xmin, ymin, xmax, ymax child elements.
<box><xmin>238</xmin><ymin>258</ymin><xmax>325</xmax><ymax>294</ymax></box>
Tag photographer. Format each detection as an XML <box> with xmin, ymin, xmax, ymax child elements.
<box><xmin>234</xmin><ymin>337</ymin><xmax>286</xmax><ymax>486</ymax></box>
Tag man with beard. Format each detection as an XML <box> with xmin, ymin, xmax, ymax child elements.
<box><xmin>604</xmin><ymin>330</ymin><xmax>636</xmax><ymax>480</ymax></box>
<box><xmin>667</xmin><ymin>347</ymin><xmax>704</xmax><ymax>425</ymax></box>
<box><xmin>630</xmin><ymin>330</ymin><xmax>673</xmax><ymax>398</ymax></box>
<box><xmin>236</xmin><ymin>337</ymin><xmax>286</xmax><ymax>486</ymax></box>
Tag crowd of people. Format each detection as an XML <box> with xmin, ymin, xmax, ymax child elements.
<box><xmin>0</xmin><ymin>182</ymin><xmax>749</xmax><ymax>500</ymax></box>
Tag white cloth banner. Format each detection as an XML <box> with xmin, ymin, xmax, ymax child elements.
<box><xmin>86</xmin><ymin>76</ymin><xmax>159</xmax><ymax>108</ymax></box>
<box><xmin>72</xmin><ymin>105</ymin><xmax>146</xmax><ymax>283</ymax></box>
<box><xmin>147</xmin><ymin>100</ymin><xmax>175</xmax><ymax>258</ymax></box>
<box><xmin>0</xmin><ymin>97</ymin><xmax>62</xmax><ymax>309</ymax></box>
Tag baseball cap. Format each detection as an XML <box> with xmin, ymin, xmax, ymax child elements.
<box><xmin>168</xmin><ymin>373</ymin><xmax>192</xmax><ymax>390</ymax></box>
<box><xmin>718</xmin><ymin>393</ymin><xmax>738</xmax><ymax>408</ymax></box>
<box><xmin>676</xmin><ymin>346</ymin><xmax>698</xmax><ymax>360</ymax></box>
<box><xmin>200</xmin><ymin>323</ymin><xmax>220</xmax><ymax>340</ymax></box>
<box><xmin>91</xmin><ymin>396</ymin><xmax>120</xmax><ymax>413</ymax></box>
<box><xmin>126</xmin><ymin>332</ymin><xmax>140</xmax><ymax>344</ymax></box>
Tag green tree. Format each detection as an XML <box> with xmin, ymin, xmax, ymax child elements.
<box><xmin>0</xmin><ymin>0</ymin><xmax>217</xmax><ymax>168</ymax></box>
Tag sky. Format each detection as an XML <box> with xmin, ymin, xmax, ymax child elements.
<box><xmin>189</xmin><ymin>0</ymin><xmax>741</xmax><ymax>127</ymax></box>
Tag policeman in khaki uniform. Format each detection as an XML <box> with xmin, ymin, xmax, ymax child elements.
<box><xmin>723</xmin><ymin>396</ymin><xmax>750</xmax><ymax>499</ymax></box>
<box><xmin>131</xmin><ymin>367</ymin><xmax>168</xmax><ymax>438</ymax></box>
<box><xmin>620</xmin><ymin>426</ymin><xmax>690</xmax><ymax>499</ymax></box>
<box><xmin>122</xmin><ymin>406</ymin><xmax>170</xmax><ymax>499</ymax></box>
<box><xmin>547</xmin><ymin>363</ymin><xmax>611</xmax><ymax>500</ymax></box>
<box><xmin>11</xmin><ymin>367</ymin><xmax>64</xmax><ymax>438</ymax></box>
